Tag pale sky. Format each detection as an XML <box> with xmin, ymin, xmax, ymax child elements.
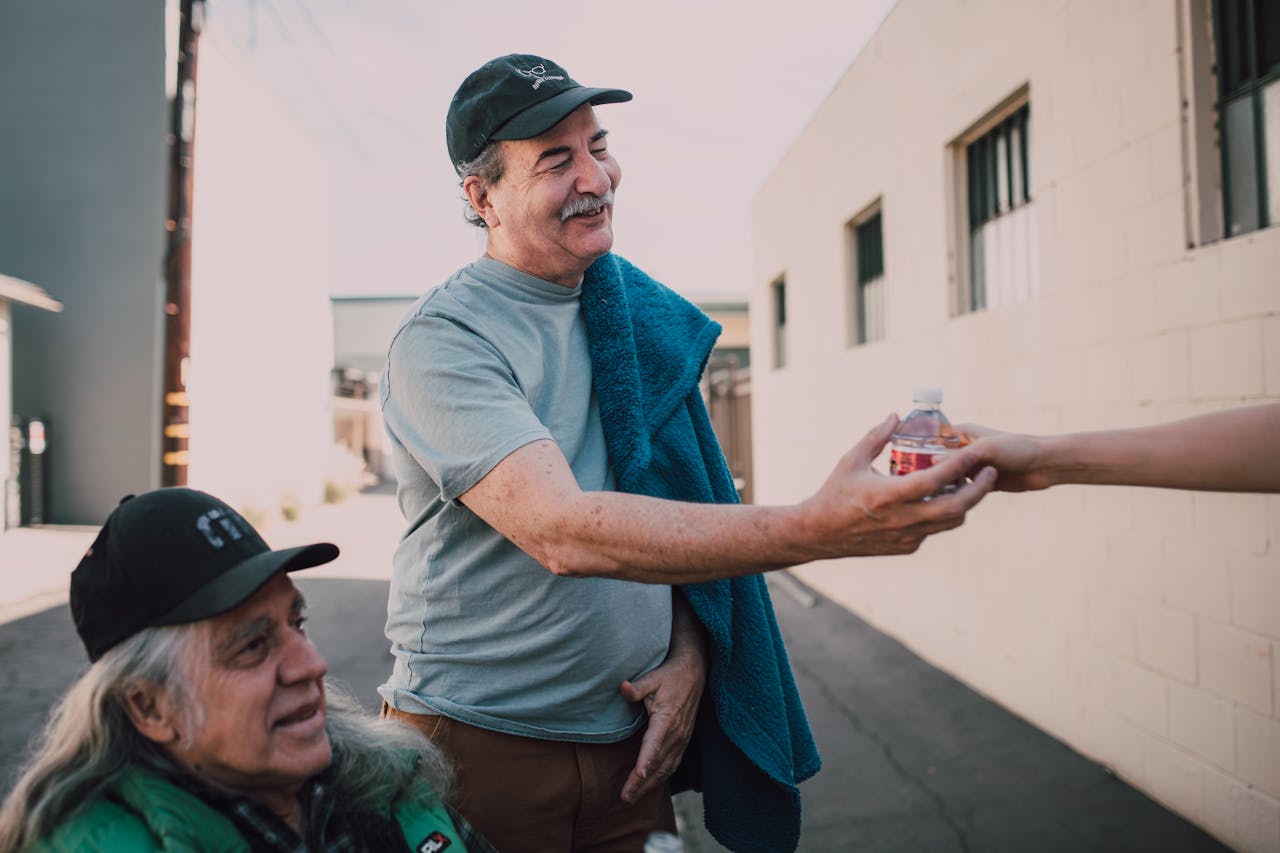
<box><xmin>207</xmin><ymin>0</ymin><xmax>897</xmax><ymax>300</ymax></box>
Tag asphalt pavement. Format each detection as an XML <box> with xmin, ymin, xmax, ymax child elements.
<box><xmin>0</xmin><ymin>490</ymin><xmax>1230</xmax><ymax>852</ymax></box>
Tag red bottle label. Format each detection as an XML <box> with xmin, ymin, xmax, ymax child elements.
<box><xmin>891</xmin><ymin>448</ymin><xmax>942</xmax><ymax>476</ymax></box>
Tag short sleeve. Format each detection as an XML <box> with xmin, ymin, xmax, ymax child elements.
<box><xmin>382</xmin><ymin>312</ymin><xmax>551</xmax><ymax>501</ymax></box>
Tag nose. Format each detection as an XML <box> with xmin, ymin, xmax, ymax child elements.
<box><xmin>574</xmin><ymin>153</ymin><xmax>614</xmax><ymax>197</ymax></box>
<box><xmin>280</xmin><ymin>631</ymin><xmax>328</xmax><ymax>685</ymax></box>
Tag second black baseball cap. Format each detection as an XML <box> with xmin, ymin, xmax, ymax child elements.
<box><xmin>70</xmin><ymin>488</ymin><xmax>339</xmax><ymax>662</ymax></box>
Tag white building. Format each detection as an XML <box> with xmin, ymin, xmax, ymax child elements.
<box><xmin>752</xmin><ymin>1</ymin><xmax>1279</xmax><ymax>849</ymax></box>
<box><xmin>0</xmin><ymin>1</ymin><xmax>334</xmax><ymax>526</ymax></box>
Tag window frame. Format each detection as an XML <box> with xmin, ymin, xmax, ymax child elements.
<box><xmin>949</xmin><ymin>86</ymin><xmax>1032</xmax><ymax>316</ymax></box>
<box><xmin>1213</xmin><ymin>0</ymin><xmax>1278</xmax><ymax>236</ymax></box>
<box><xmin>844</xmin><ymin>200</ymin><xmax>885</xmax><ymax>347</ymax></box>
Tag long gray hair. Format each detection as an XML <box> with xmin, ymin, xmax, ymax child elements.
<box><xmin>0</xmin><ymin>625</ymin><xmax>450</xmax><ymax>852</ymax></box>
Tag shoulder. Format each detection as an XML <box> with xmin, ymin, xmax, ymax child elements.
<box><xmin>35</xmin><ymin>771</ymin><xmax>247</xmax><ymax>853</ymax></box>
<box><xmin>386</xmin><ymin>272</ymin><xmax>504</xmax><ymax>361</ymax></box>
<box><xmin>32</xmin><ymin>797</ymin><xmax>162</xmax><ymax>852</ymax></box>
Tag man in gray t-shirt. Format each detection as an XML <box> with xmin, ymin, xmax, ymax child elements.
<box><xmin>380</xmin><ymin>53</ymin><xmax>996</xmax><ymax>852</ymax></box>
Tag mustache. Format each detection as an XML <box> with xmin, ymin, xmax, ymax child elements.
<box><xmin>560</xmin><ymin>190</ymin><xmax>614</xmax><ymax>221</ymax></box>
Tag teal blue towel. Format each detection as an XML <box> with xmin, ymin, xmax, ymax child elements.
<box><xmin>582</xmin><ymin>253</ymin><xmax>821</xmax><ymax>853</ymax></box>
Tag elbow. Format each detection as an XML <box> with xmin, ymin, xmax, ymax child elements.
<box><xmin>533</xmin><ymin>539</ymin><xmax>611</xmax><ymax>579</ymax></box>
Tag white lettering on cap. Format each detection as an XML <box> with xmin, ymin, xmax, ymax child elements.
<box><xmin>195</xmin><ymin>507</ymin><xmax>248</xmax><ymax>549</ymax></box>
<box><xmin>515</xmin><ymin>64</ymin><xmax>564</xmax><ymax>90</ymax></box>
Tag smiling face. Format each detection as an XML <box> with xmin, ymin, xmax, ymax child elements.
<box><xmin>155</xmin><ymin>574</ymin><xmax>331</xmax><ymax>803</ymax></box>
<box><xmin>465</xmin><ymin>104</ymin><xmax>622</xmax><ymax>286</ymax></box>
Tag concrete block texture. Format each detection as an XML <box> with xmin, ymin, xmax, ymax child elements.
<box><xmin>1189</xmin><ymin>320</ymin><xmax>1266</xmax><ymax>400</ymax></box>
<box><xmin>752</xmin><ymin>0</ymin><xmax>1280</xmax><ymax>845</ymax></box>
<box><xmin>1268</xmin><ymin>315</ymin><xmax>1280</xmax><ymax>396</ymax></box>
<box><xmin>1203</xmin><ymin>766</ymin><xmax>1280</xmax><ymax>853</ymax></box>
<box><xmin>1137</xmin><ymin>601</ymin><xmax>1198</xmax><ymax>682</ymax></box>
<box><xmin>1230</xmin><ymin>552</ymin><xmax>1280</xmax><ymax>641</ymax></box>
<box><xmin>1235</xmin><ymin>706</ymin><xmax>1280</xmax><ymax>800</ymax></box>
<box><xmin>1198</xmin><ymin>621</ymin><xmax>1274</xmax><ymax>714</ymax></box>
<box><xmin>1168</xmin><ymin>681</ymin><xmax>1236</xmax><ymax>772</ymax></box>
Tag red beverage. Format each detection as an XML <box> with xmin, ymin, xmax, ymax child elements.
<box><xmin>890</xmin><ymin>387</ymin><xmax>961</xmax><ymax>489</ymax></box>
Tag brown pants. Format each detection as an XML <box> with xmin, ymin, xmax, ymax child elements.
<box><xmin>382</xmin><ymin>705</ymin><xmax>676</xmax><ymax>853</ymax></box>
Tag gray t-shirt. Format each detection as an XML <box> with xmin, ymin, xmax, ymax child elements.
<box><xmin>377</xmin><ymin>256</ymin><xmax>672</xmax><ymax>742</ymax></box>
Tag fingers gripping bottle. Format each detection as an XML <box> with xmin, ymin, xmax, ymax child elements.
<box><xmin>889</xmin><ymin>387</ymin><xmax>961</xmax><ymax>490</ymax></box>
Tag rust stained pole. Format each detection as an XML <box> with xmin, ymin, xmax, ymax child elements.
<box><xmin>161</xmin><ymin>0</ymin><xmax>203</xmax><ymax>486</ymax></box>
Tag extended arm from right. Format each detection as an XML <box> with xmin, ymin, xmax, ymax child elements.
<box><xmin>960</xmin><ymin>403</ymin><xmax>1280</xmax><ymax>493</ymax></box>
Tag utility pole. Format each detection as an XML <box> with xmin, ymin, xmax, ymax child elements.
<box><xmin>161</xmin><ymin>0</ymin><xmax>203</xmax><ymax>486</ymax></box>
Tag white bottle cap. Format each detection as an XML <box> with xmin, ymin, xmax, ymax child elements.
<box><xmin>912</xmin><ymin>386</ymin><xmax>943</xmax><ymax>404</ymax></box>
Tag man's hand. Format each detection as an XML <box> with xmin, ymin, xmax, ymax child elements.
<box><xmin>618</xmin><ymin>593</ymin><xmax>707</xmax><ymax>803</ymax></box>
<box><xmin>799</xmin><ymin>414</ymin><xmax>998</xmax><ymax>559</ymax></box>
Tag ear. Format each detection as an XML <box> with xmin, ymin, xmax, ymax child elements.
<box><xmin>122</xmin><ymin>684</ymin><xmax>181</xmax><ymax>745</ymax></box>
<box><xmin>463</xmin><ymin>175</ymin><xmax>500</xmax><ymax>229</ymax></box>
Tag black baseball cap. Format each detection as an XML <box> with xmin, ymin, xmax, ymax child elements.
<box><xmin>70</xmin><ymin>488</ymin><xmax>339</xmax><ymax>662</ymax></box>
<box><xmin>446</xmin><ymin>53</ymin><xmax>632</xmax><ymax>174</ymax></box>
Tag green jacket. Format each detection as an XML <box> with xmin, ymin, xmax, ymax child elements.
<box><xmin>30</xmin><ymin>766</ymin><xmax>466</xmax><ymax>852</ymax></box>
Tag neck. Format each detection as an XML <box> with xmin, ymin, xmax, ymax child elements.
<box><xmin>257</xmin><ymin>788</ymin><xmax>307</xmax><ymax>836</ymax></box>
<box><xmin>483</xmin><ymin>247</ymin><xmax>589</xmax><ymax>289</ymax></box>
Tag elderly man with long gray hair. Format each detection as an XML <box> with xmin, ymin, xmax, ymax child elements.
<box><xmin>0</xmin><ymin>487</ymin><xmax>494</xmax><ymax>852</ymax></box>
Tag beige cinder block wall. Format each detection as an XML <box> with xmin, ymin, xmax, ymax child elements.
<box><xmin>751</xmin><ymin>1</ymin><xmax>1279</xmax><ymax>850</ymax></box>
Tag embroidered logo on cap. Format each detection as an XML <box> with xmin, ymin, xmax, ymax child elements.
<box><xmin>195</xmin><ymin>507</ymin><xmax>249</xmax><ymax>549</ymax></box>
<box><xmin>515</xmin><ymin>63</ymin><xmax>564</xmax><ymax>90</ymax></box>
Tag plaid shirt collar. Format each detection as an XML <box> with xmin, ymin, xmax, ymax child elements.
<box><xmin>167</xmin><ymin>763</ymin><xmax>497</xmax><ymax>853</ymax></box>
<box><xmin>173</xmin><ymin>766</ymin><xmax>360</xmax><ymax>853</ymax></box>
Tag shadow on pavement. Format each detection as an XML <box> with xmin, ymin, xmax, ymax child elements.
<box><xmin>670</xmin><ymin>574</ymin><xmax>1230</xmax><ymax>853</ymax></box>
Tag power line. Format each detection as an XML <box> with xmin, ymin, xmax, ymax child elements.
<box><xmin>276</xmin><ymin>0</ymin><xmax>431</xmax><ymax>149</ymax></box>
<box><xmin>254</xmin><ymin>0</ymin><xmax>383</xmax><ymax>172</ymax></box>
<box><xmin>247</xmin><ymin>0</ymin><xmax>426</xmax><ymax>224</ymax></box>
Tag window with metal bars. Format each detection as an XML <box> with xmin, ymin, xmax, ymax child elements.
<box><xmin>962</xmin><ymin>101</ymin><xmax>1036</xmax><ymax>313</ymax></box>
<box><xmin>1214</xmin><ymin>0</ymin><xmax>1280</xmax><ymax>237</ymax></box>
<box><xmin>848</xmin><ymin>209</ymin><xmax>885</xmax><ymax>346</ymax></box>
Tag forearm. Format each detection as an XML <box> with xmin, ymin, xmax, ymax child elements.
<box><xmin>463</xmin><ymin>432</ymin><xmax>992</xmax><ymax>584</ymax></box>
<box><xmin>513</xmin><ymin>489</ymin><xmax>820</xmax><ymax>584</ymax></box>
<box><xmin>1034</xmin><ymin>404</ymin><xmax>1280</xmax><ymax>492</ymax></box>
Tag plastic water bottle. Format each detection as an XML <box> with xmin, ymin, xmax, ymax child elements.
<box><xmin>890</xmin><ymin>387</ymin><xmax>961</xmax><ymax>491</ymax></box>
<box><xmin>644</xmin><ymin>831</ymin><xmax>684</xmax><ymax>852</ymax></box>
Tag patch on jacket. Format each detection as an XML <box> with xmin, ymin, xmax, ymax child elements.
<box><xmin>417</xmin><ymin>830</ymin><xmax>451</xmax><ymax>852</ymax></box>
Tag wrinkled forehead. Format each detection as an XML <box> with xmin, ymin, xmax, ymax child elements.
<box><xmin>204</xmin><ymin>575</ymin><xmax>304</xmax><ymax>648</ymax></box>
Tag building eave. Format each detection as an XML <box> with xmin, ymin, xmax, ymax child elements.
<box><xmin>0</xmin><ymin>273</ymin><xmax>63</xmax><ymax>313</ymax></box>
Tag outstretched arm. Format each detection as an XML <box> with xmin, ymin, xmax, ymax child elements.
<box><xmin>960</xmin><ymin>403</ymin><xmax>1280</xmax><ymax>493</ymax></box>
<box><xmin>459</xmin><ymin>414</ymin><xmax>998</xmax><ymax>584</ymax></box>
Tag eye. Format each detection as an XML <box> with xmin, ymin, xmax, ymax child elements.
<box><xmin>234</xmin><ymin>635</ymin><xmax>269</xmax><ymax>664</ymax></box>
<box><xmin>292</xmin><ymin>615</ymin><xmax>309</xmax><ymax>634</ymax></box>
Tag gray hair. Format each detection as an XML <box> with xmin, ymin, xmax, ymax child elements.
<box><xmin>0</xmin><ymin>623</ymin><xmax>203</xmax><ymax>852</ymax></box>
<box><xmin>321</xmin><ymin>683</ymin><xmax>452</xmax><ymax>813</ymax></box>
<box><xmin>458</xmin><ymin>141</ymin><xmax>505</xmax><ymax>229</ymax></box>
<box><xmin>0</xmin><ymin>629</ymin><xmax>451</xmax><ymax>851</ymax></box>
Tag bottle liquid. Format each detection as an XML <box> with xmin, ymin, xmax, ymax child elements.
<box><xmin>889</xmin><ymin>387</ymin><xmax>961</xmax><ymax>490</ymax></box>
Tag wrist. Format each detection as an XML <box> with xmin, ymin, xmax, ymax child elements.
<box><xmin>786</xmin><ymin>500</ymin><xmax>834</xmax><ymax>562</ymax></box>
<box><xmin>1036</xmin><ymin>433</ymin><xmax>1087</xmax><ymax>486</ymax></box>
